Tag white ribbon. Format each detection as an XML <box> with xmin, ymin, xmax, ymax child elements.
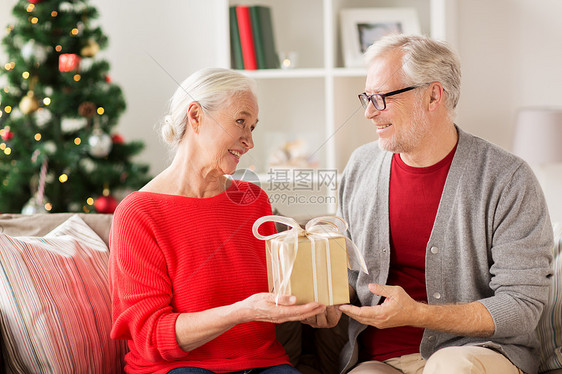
<box><xmin>252</xmin><ymin>215</ymin><xmax>368</xmax><ymax>304</ymax></box>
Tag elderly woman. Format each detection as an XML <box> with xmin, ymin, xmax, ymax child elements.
<box><xmin>109</xmin><ymin>68</ymin><xmax>324</xmax><ymax>374</ymax></box>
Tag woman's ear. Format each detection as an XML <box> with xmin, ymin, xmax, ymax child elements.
<box><xmin>428</xmin><ymin>82</ymin><xmax>444</xmax><ymax>112</ymax></box>
<box><xmin>187</xmin><ymin>102</ymin><xmax>203</xmax><ymax>134</ymax></box>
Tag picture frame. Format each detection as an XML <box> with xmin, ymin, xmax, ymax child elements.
<box><xmin>340</xmin><ymin>8</ymin><xmax>421</xmax><ymax>68</ymax></box>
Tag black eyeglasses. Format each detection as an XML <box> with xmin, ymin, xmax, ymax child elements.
<box><xmin>358</xmin><ymin>84</ymin><xmax>428</xmax><ymax>111</ymax></box>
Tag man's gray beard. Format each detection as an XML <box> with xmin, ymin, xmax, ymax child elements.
<box><xmin>378</xmin><ymin>101</ymin><xmax>431</xmax><ymax>154</ymax></box>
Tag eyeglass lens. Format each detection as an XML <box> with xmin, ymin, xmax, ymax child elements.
<box><xmin>359</xmin><ymin>94</ymin><xmax>385</xmax><ymax>110</ymax></box>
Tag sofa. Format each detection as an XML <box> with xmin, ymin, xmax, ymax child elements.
<box><xmin>0</xmin><ymin>213</ymin><xmax>560</xmax><ymax>374</ymax></box>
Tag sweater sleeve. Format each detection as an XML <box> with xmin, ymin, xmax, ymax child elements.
<box><xmin>479</xmin><ymin>162</ymin><xmax>554</xmax><ymax>338</ymax></box>
<box><xmin>109</xmin><ymin>197</ymin><xmax>187</xmax><ymax>362</ymax></box>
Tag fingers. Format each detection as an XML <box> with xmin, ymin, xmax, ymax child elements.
<box><xmin>326</xmin><ymin>305</ymin><xmax>342</xmax><ymax>325</ymax></box>
<box><xmin>338</xmin><ymin>304</ymin><xmax>360</xmax><ymax>318</ymax></box>
<box><xmin>302</xmin><ymin>310</ymin><xmax>328</xmax><ymax>328</ymax></box>
<box><xmin>339</xmin><ymin>304</ymin><xmax>372</xmax><ymax>326</ymax></box>
<box><xmin>301</xmin><ymin>305</ymin><xmax>342</xmax><ymax>328</ymax></box>
<box><xmin>369</xmin><ymin>283</ymin><xmax>389</xmax><ymax>296</ymax></box>
<box><xmin>279</xmin><ymin>302</ymin><xmax>325</xmax><ymax>322</ymax></box>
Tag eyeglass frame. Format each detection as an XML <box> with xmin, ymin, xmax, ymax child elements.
<box><xmin>358</xmin><ymin>83</ymin><xmax>432</xmax><ymax>111</ymax></box>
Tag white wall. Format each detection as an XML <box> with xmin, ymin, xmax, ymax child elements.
<box><xmin>455</xmin><ymin>0</ymin><xmax>562</xmax><ymax>222</ymax></box>
<box><xmin>1</xmin><ymin>0</ymin><xmax>561</xmax><ymax>221</ymax></box>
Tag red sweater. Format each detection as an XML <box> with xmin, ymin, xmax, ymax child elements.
<box><xmin>109</xmin><ymin>181</ymin><xmax>289</xmax><ymax>373</ymax></box>
<box><xmin>360</xmin><ymin>146</ymin><xmax>456</xmax><ymax>361</ymax></box>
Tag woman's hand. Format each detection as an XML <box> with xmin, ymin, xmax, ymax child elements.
<box><xmin>237</xmin><ymin>292</ymin><xmax>326</xmax><ymax>324</ymax></box>
<box><xmin>176</xmin><ymin>293</ymin><xmax>325</xmax><ymax>352</ymax></box>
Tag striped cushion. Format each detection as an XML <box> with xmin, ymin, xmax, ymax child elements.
<box><xmin>0</xmin><ymin>215</ymin><xmax>127</xmax><ymax>373</ymax></box>
<box><xmin>538</xmin><ymin>223</ymin><xmax>562</xmax><ymax>372</ymax></box>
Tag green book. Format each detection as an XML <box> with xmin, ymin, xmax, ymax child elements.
<box><xmin>250</xmin><ymin>6</ymin><xmax>279</xmax><ymax>69</ymax></box>
<box><xmin>249</xmin><ymin>6</ymin><xmax>266</xmax><ymax>69</ymax></box>
<box><xmin>229</xmin><ymin>6</ymin><xmax>244</xmax><ymax>69</ymax></box>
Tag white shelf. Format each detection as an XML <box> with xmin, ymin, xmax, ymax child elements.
<box><xmin>218</xmin><ymin>0</ymin><xmax>457</xmax><ymax>215</ymax></box>
<box><xmin>332</xmin><ymin>68</ymin><xmax>368</xmax><ymax>77</ymax></box>
<box><xmin>238</xmin><ymin>68</ymin><xmax>328</xmax><ymax>79</ymax></box>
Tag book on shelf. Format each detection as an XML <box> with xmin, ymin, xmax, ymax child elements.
<box><xmin>235</xmin><ymin>5</ymin><xmax>257</xmax><ymax>70</ymax></box>
<box><xmin>229</xmin><ymin>6</ymin><xmax>244</xmax><ymax>69</ymax></box>
<box><xmin>250</xmin><ymin>5</ymin><xmax>279</xmax><ymax>69</ymax></box>
<box><xmin>230</xmin><ymin>5</ymin><xmax>279</xmax><ymax>70</ymax></box>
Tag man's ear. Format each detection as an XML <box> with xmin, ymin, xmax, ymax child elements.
<box><xmin>187</xmin><ymin>102</ymin><xmax>203</xmax><ymax>134</ymax></box>
<box><xmin>428</xmin><ymin>82</ymin><xmax>444</xmax><ymax>112</ymax></box>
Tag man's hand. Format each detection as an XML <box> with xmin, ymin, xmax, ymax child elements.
<box><xmin>338</xmin><ymin>283</ymin><xmax>420</xmax><ymax>329</ymax></box>
<box><xmin>339</xmin><ymin>283</ymin><xmax>495</xmax><ymax>337</ymax></box>
<box><xmin>302</xmin><ymin>305</ymin><xmax>342</xmax><ymax>328</ymax></box>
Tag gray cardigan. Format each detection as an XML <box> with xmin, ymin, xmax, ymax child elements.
<box><xmin>338</xmin><ymin>127</ymin><xmax>553</xmax><ymax>374</ymax></box>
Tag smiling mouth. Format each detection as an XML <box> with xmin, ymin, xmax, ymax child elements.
<box><xmin>228</xmin><ymin>149</ymin><xmax>241</xmax><ymax>159</ymax></box>
<box><xmin>376</xmin><ymin>124</ymin><xmax>392</xmax><ymax>130</ymax></box>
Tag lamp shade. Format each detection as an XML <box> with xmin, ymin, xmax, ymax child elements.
<box><xmin>512</xmin><ymin>107</ymin><xmax>562</xmax><ymax>164</ymax></box>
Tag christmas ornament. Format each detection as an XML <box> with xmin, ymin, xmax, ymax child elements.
<box><xmin>111</xmin><ymin>133</ymin><xmax>124</xmax><ymax>144</ymax></box>
<box><xmin>21</xmin><ymin>39</ymin><xmax>48</xmax><ymax>63</ymax></box>
<box><xmin>28</xmin><ymin>0</ymin><xmax>43</xmax><ymax>4</ymax></box>
<box><xmin>94</xmin><ymin>195</ymin><xmax>118</xmax><ymax>214</ymax></box>
<box><xmin>19</xmin><ymin>91</ymin><xmax>40</xmax><ymax>114</ymax></box>
<box><xmin>61</xmin><ymin>118</ymin><xmax>87</xmax><ymax>132</ymax></box>
<box><xmin>79</xmin><ymin>158</ymin><xmax>95</xmax><ymax>173</ymax></box>
<box><xmin>80</xmin><ymin>58</ymin><xmax>93</xmax><ymax>71</ymax></box>
<box><xmin>1</xmin><ymin>127</ymin><xmax>14</xmax><ymax>141</ymax></box>
<box><xmin>58</xmin><ymin>53</ymin><xmax>81</xmax><ymax>72</ymax></box>
<box><xmin>34</xmin><ymin>108</ymin><xmax>52</xmax><ymax>127</ymax></box>
<box><xmin>88</xmin><ymin>127</ymin><xmax>112</xmax><ymax>157</ymax></box>
<box><xmin>80</xmin><ymin>39</ymin><xmax>99</xmax><ymax>57</ymax></box>
<box><xmin>42</xmin><ymin>141</ymin><xmax>57</xmax><ymax>155</ymax></box>
<box><xmin>78</xmin><ymin>101</ymin><xmax>96</xmax><ymax>118</ymax></box>
<box><xmin>21</xmin><ymin>194</ymin><xmax>48</xmax><ymax>214</ymax></box>
<box><xmin>105</xmin><ymin>75</ymin><xmax>112</xmax><ymax>83</ymax></box>
<box><xmin>58</xmin><ymin>2</ymin><xmax>73</xmax><ymax>11</ymax></box>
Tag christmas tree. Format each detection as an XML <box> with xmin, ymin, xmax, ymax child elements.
<box><xmin>0</xmin><ymin>0</ymin><xmax>150</xmax><ymax>214</ymax></box>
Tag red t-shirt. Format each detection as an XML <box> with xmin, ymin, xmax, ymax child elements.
<box><xmin>109</xmin><ymin>181</ymin><xmax>290</xmax><ymax>373</ymax></box>
<box><xmin>360</xmin><ymin>145</ymin><xmax>456</xmax><ymax>362</ymax></box>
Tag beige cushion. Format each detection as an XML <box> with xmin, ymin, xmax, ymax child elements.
<box><xmin>0</xmin><ymin>213</ymin><xmax>112</xmax><ymax>246</ymax></box>
<box><xmin>0</xmin><ymin>215</ymin><xmax>126</xmax><ymax>372</ymax></box>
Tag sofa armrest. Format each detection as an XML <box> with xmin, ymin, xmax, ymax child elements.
<box><xmin>0</xmin><ymin>213</ymin><xmax>113</xmax><ymax>247</ymax></box>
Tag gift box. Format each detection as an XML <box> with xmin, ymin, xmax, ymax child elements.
<box><xmin>253</xmin><ymin>215</ymin><xmax>367</xmax><ymax>305</ymax></box>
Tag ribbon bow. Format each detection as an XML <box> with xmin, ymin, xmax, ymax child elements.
<box><xmin>253</xmin><ymin>215</ymin><xmax>368</xmax><ymax>304</ymax></box>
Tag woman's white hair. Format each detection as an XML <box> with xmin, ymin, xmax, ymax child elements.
<box><xmin>364</xmin><ymin>34</ymin><xmax>461</xmax><ymax>120</ymax></box>
<box><xmin>159</xmin><ymin>67</ymin><xmax>258</xmax><ymax>151</ymax></box>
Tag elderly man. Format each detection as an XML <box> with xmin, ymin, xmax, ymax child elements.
<box><xmin>307</xmin><ymin>34</ymin><xmax>553</xmax><ymax>374</ymax></box>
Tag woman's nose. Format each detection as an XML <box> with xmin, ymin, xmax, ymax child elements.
<box><xmin>241</xmin><ymin>129</ymin><xmax>254</xmax><ymax>150</ymax></box>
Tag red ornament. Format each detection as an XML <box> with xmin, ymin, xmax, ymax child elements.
<box><xmin>28</xmin><ymin>0</ymin><xmax>42</xmax><ymax>3</ymax></box>
<box><xmin>111</xmin><ymin>133</ymin><xmax>124</xmax><ymax>144</ymax></box>
<box><xmin>1</xmin><ymin>128</ymin><xmax>14</xmax><ymax>141</ymax></box>
<box><xmin>58</xmin><ymin>53</ymin><xmax>81</xmax><ymax>72</ymax></box>
<box><xmin>105</xmin><ymin>75</ymin><xmax>112</xmax><ymax>83</ymax></box>
<box><xmin>94</xmin><ymin>195</ymin><xmax>118</xmax><ymax>214</ymax></box>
